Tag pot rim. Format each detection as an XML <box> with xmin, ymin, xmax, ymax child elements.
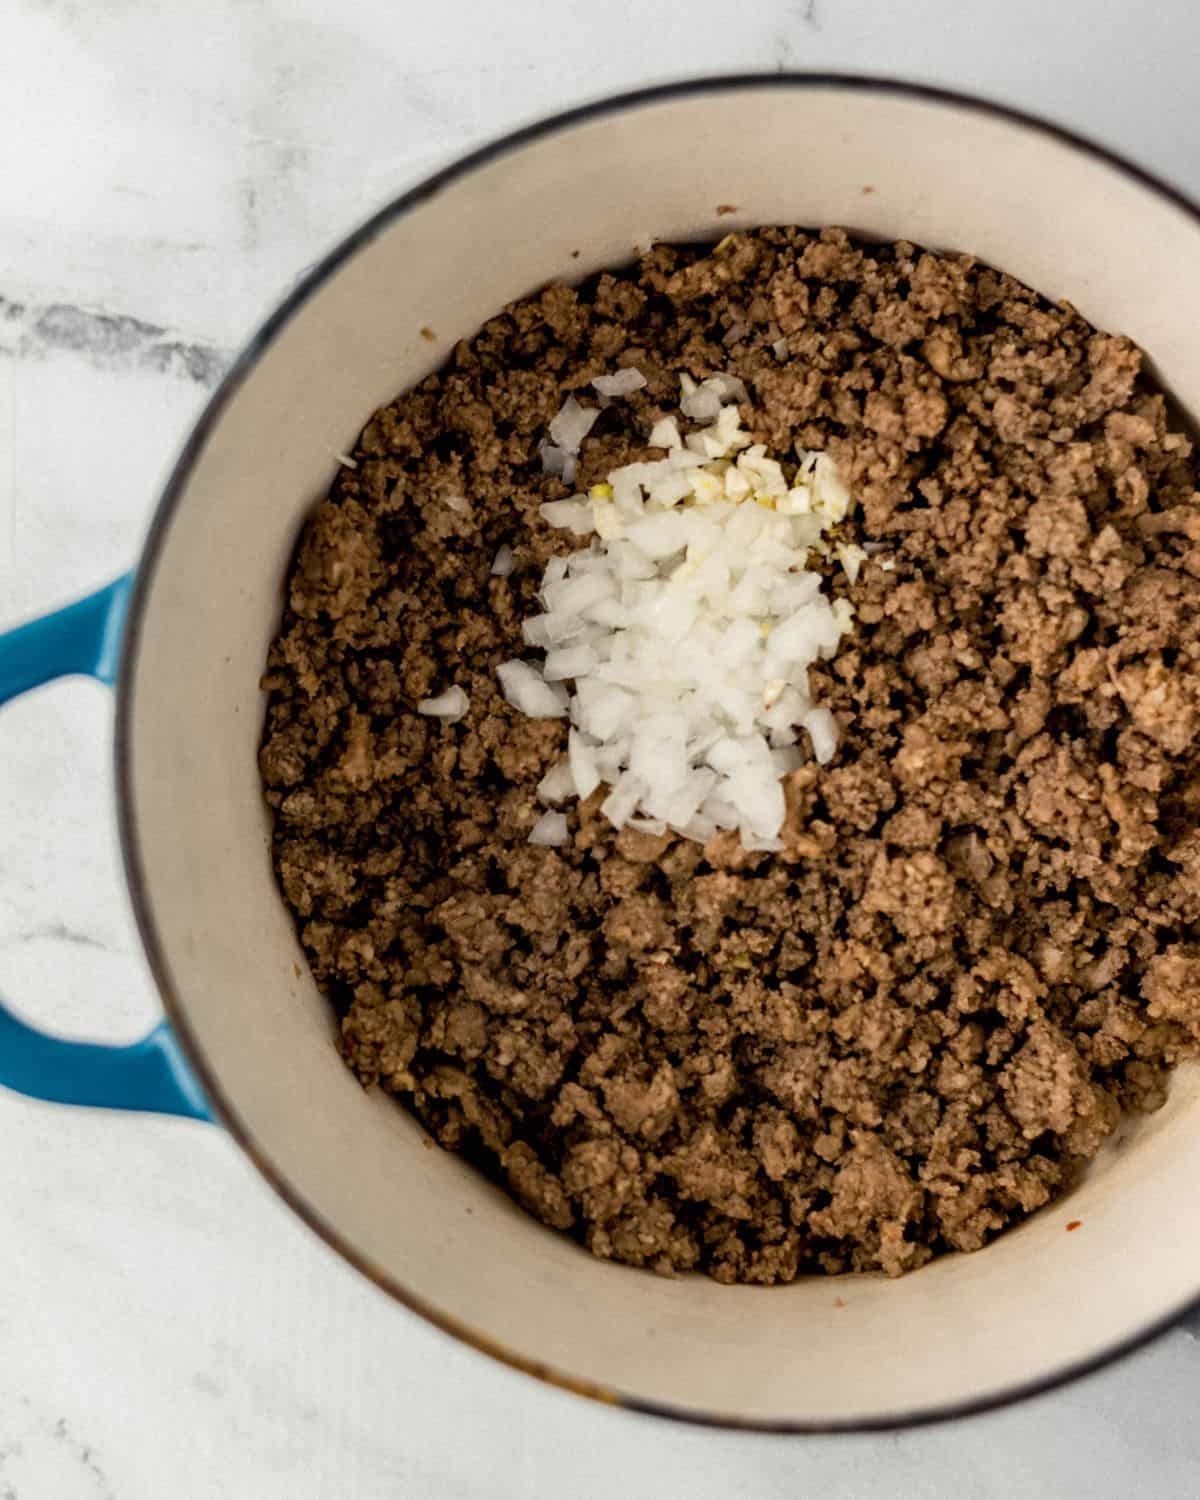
<box><xmin>114</xmin><ymin>71</ymin><xmax>1200</xmax><ymax>1434</ymax></box>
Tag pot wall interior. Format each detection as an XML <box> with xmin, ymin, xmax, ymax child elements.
<box><xmin>124</xmin><ymin>82</ymin><xmax>1200</xmax><ymax>1426</ymax></box>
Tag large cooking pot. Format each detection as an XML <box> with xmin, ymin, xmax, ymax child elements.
<box><xmin>3</xmin><ymin>76</ymin><xmax>1199</xmax><ymax>1431</ymax></box>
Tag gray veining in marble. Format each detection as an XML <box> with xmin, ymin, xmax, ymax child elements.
<box><xmin>0</xmin><ymin>298</ymin><xmax>229</xmax><ymax>386</ymax></box>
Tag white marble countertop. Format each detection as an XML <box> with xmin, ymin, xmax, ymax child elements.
<box><xmin>3</xmin><ymin>2</ymin><xmax>1200</xmax><ymax>1494</ymax></box>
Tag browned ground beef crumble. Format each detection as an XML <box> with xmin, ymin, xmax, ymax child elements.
<box><xmin>260</xmin><ymin>228</ymin><xmax>1200</xmax><ymax>1282</ymax></box>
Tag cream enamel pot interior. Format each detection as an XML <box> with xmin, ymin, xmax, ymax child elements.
<box><xmin>4</xmin><ymin>77</ymin><xmax>1200</xmax><ymax>1431</ymax></box>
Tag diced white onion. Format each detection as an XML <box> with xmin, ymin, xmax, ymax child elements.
<box><xmin>417</xmin><ymin>686</ymin><xmax>469</xmax><ymax>723</ymax></box>
<box><xmin>592</xmin><ymin>368</ymin><xmax>646</xmax><ymax>398</ymax></box>
<box><xmin>549</xmin><ymin>396</ymin><xmax>600</xmax><ymax>454</ymax></box>
<box><xmin>499</xmin><ymin>373</ymin><xmax>856</xmax><ymax>841</ymax></box>
<box><xmin>496</xmin><ymin>660</ymin><xmax>568</xmax><ymax>718</ymax></box>
<box><xmin>648</xmin><ymin>416</ymin><xmax>682</xmax><ymax>449</ymax></box>
<box><xmin>539</xmin><ymin>442</ymin><xmax>567</xmax><ymax>477</ymax></box>
<box><xmin>568</xmin><ymin>728</ymin><xmax>601</xmax><ymax>800</ymax></box>
<box><xmin>681</xmin><ymin>386</ymin><xmax>722</xmax><ymax>422</ymax></box>
<box><xmin>529</xmin><ymin>811</ymin><xmax>569</xmax><ymax>846</ymax></box>
<box><xmin>803</xmin><ymin>707</ymin><xmax>839</xmax><ymax>765</ymax></box>
<box><xmin>540</xmin><ymin>498</ymin><xmax>595</xmax><ymax>534</ymax></box>
<box><xmin>538</xmin><ymin>759</ymin><xmax>576</xmax><ymax>803</ymax></box>
<box><xmin>544</xmin><ymin>644</ymin><xmax>596</xmax><ymax>681</ymax></box>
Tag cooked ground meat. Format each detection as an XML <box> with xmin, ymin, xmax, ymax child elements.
<box><xmin>260</xmin><ymin>228</ymin><xmax>1200</xmax><ymax>1282</ymax></box>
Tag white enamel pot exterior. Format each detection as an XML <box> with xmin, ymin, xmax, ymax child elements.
<box><xmin>52</xmin><ymin>78</ymin><xmax>1200</xmax><ymax>1430</ymax></box>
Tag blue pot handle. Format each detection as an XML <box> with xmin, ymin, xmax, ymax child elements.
<box><xmin>0</xmin><ymin>578</ymin><xmax>210</xmax><ymax>1120</ymax></box>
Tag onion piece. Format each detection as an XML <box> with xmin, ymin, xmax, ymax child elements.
<box><xmin>496</xmin><ymin>660</ymin><xmax>567</xmax><ymax>718</ymax></box>
<box><xmin>417</xmin><ymin>686</ymin><xmax>469</xmax><ymax>723</ymax></box>
<box><xmin>568</xmin><ymin>728</ymin><xmax>601</xmax><ymax>800</ymax></box>
<box><xmin>648</xmin><ymin>416</ymin><xmax>682</xmax><ymax>449</ymax></box>
<box><xmin>528</xmin><ymin>811</ymin><xmax>569</xmax><ymax>847</ymax></box>
<box><xmin>540</xmin><ymin>498</ymin><xmax>595</xmax><ymax>534</ymax></box>
<box><xmin>538</xmin><ymin>759</ymin><xmax>575</xmax><ymax>803</ymax></box>
<box><xmin>803</xmin><ymin>707</ymin><xmax>839</xmax><ymax>765</ymax></box>
<box><xmin>600</xmin><ymin>772</ymin><xmax>644</xmax><ymax>829</ymax></box>
<box><xmin>592</xmin><ymin>368</ymin><xmax>646</xmax><ymax>398</ymax></box>
<box><xmin>549</xmin><ymin>396</ymin><xmax>600</xmax><ymax>454</ymax></box>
